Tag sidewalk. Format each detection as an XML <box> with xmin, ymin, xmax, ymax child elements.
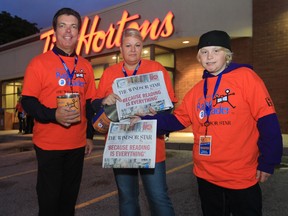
<box><xmin>0</xmin><ymin>130</ymin><xmax>287</xmax><ymax>155</ymax></box>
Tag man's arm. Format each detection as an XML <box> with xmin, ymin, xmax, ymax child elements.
<box><xmin>21</xmin><ymin>95</ymin><xmax>57</xmax><ymax>123</ymax></box>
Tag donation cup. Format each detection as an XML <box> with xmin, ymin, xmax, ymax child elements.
<box><xmin>93</xmin><ymin>104</ymin><xmax>119</xmax><ymax>134</ymax></box>
<box><xmin>57</xmin><ymin>93</ymin><xmax>81</xmax><ymax>122</ymax></box>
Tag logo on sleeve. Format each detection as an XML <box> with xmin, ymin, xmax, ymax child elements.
<box><xmin>265</xmin><ymin>97</ymin><xmax>274</xmax><ymax>107</ymax></box>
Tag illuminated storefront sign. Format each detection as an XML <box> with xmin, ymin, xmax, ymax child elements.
<box><xmin>40</xmin><ymin>10</ymin><xmax>174</xmax><ymax>55</ymax></box>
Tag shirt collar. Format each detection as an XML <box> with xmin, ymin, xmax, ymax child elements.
<box><xmin>53</xmin><ymin>46</ymin><xmax>76</xmax><ymax>57</ymax></box>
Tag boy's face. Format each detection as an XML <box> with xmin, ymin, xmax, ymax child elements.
<box><xmin>198</xmin><ymin>46</ymin><xmax>227</xmax><ymax>76</ymax></box>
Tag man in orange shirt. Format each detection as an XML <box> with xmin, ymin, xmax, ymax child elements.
<box><xmin>21</xmin><ymin>8</ymin><xmax>97</xmax><ymax>216</ymax></box>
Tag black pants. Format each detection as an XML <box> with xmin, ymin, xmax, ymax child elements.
<box><xmin>197</xmin><ymin>177</ymin><xmax>262</xmax><ymax>216</ymax></box>
<box><xmin>34</xmin><ymin>145</ymin><xmax>85</xmax><ymax>216</ymax></box>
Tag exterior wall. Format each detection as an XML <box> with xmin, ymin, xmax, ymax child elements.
<box><xmin>253</xmin><ymin>0</ymin><xmax>288</xmax><ymax>133</ymax></box>
<box><xmin>0</xmin><ymin>38</ymin><xmax>44</xmax><ymax>80</ymax></box>
<box><xmin>0</xmin><ymin>0</ymin><xmax>252</xmax><ymax>80</ymax></box>
<box><xmin>1</xmin><ymin>0</ymin><xmax>287</xmax><ymax>134</ymax></box>
<box><xmin>81</xmin><ymin>0</ymin><xmax>252</xmax><ymax>55</ymax></box>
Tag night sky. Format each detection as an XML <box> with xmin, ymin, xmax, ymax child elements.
<box><xmin>0</xmin><ymin>0</ymin><xmax>127</xmax><ymax>29</ymax></box>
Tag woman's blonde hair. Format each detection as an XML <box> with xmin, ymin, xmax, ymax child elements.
<box><xmin>121</xmin><ymin>28</ymin><xmax>143</xmax><ymax>44</ymax></box>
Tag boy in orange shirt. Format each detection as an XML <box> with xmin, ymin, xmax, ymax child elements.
<box><xmin>132</xmin><ymin>30</ymin><xmax>283</xmax><ymax>216</ymax></box>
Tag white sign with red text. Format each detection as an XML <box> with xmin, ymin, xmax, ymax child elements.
<box><xmin>102</xmin><ymin>120</ymin><xmax>157</xmax><ymax>169</ymax></box>
<box><xmin>112</xmin><ymin>71</ymin><xmax>173</xmax><ymax>121</ymax></box>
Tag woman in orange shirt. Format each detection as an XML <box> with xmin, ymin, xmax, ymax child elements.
<box><xmin>92</xmin><ymin>28</ymin><xmax>177</xmax><ymax>216</ymax></box>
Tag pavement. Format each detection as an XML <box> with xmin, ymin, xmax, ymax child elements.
<box><xmin>0</xmin><ymin>130</ymin><xmax>287</xmax><ymax>155</ymax></box>
<box><xmin>0</xmin><ymin>130</ymin><xmax>287</xmax><ymax>216</ymax></box>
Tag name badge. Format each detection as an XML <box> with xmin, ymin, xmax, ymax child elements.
<box><xmin>199</xmin><ymin>136</ymin><xmax>212</xmax><ymax>156</ymax></box>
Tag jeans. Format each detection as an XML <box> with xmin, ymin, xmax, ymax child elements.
<box><xmin>113</xmin><ymin>161</ymin><xmax>175</xmax><ymax>216</ymax></box>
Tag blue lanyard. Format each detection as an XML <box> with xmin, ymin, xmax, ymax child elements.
<box><xmin>122</xmin><ymin>60</ymin><xmax>141</xmax><ymax>77</ymax></box>
<box><xmin>203</xmin><ymin>73</ymin><xmax>223</xmax><ymax>134</ymax></box>
<box><xmin>53</xmin><ymin>48</ymin><xmax>78</xmax><ymax>92</ymax></box>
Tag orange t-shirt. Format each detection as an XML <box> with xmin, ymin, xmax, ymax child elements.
<box><xmin>94</xmin><ymin>59</ymin><xmax>177</xmax><ymax>162</ymax></box>
<box><xmin>22</xmin><ymin>50</ymin><xmax>97</xmax><ymax>150</ymax></box>
<box><xmin>174</xmin><ymin>66</ymin><xmax>276</xmax><ymax>189</ymax></box>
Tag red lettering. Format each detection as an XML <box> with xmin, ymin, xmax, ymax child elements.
<box><xmin>149</xmin><ymin>74</ymin><xmax>158</xmax><ymax>80</ymax></box>
<box><xmin>76</xmin><ymin>16</ymin><xmax>100</xmax><ymax>54</ymax></box>
<box><xmin>40</xmin><ymin>10</ymin><xmax>175</xmax><ymax>55</ymax></box>
<box><xmin>105</xmin><ymin>24</ymin><xmax>117</xmax><ymax>49</ymax></box>
<box><xmin>40</xmin><ymin>29</ymin><xmax>54</xmax><ymax>53</ymax></box>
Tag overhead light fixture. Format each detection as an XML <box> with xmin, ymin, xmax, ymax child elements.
<box><xmin>182</xmin><ymin>40</ymin><xmax>190</xmax><ymax>44</ymax></box>
<box><xmin>143</xmin><ymin>50</ymin><xmax>149</xmax><ymax>54</ymax></box>
<box><xmin>112</xmin><ymin>56</ymin><xmax>117</xmax><ymax>60</ymax></box>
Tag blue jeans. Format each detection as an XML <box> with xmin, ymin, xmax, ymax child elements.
<box><xmin>113</xmin><ymin>161</ymin><xmax>175</xmax><ymax>216</ymax></box>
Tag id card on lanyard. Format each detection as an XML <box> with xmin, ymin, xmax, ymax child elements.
<box><xmin>199</xmin><ymin>135</ymin><xmax>212</xmax><ymax>156</ymax></box>
<box><xmin>200</xmin><ymin>73</ymin><xmax>223</xmax><ymax>156</ymax></box>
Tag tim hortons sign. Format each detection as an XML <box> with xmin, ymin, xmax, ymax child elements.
<box><xmin>40</xmin><ymin>10</ymin><xmax>175</xmax><ymax>55</ymax></box>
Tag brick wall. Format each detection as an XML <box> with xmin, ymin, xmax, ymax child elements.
<box><xmin>253</xmin><ymin>0</ymin><xmax>288</xmax><ymax>133</ymax></box>
<box><xmin>174</xmin><ymin>1</ymin><xmax>288</xmax><ymax>134</ymax></box>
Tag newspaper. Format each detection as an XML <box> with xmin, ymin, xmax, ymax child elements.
<box><xmin>112</xmin><ymin>71</ymin><xmax>173</xmax><ymax>120</ymax></box>
<box><xmin>102</xmin><ymin>120</ymin><xmax>157</xmax><ymax>168</ymax></box>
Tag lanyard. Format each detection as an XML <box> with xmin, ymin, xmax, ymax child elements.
<box><xmin>122</xmin><ymin>60</ymin><xmax>141</xmax><ymax>77</ymax></box>
<box><xmin>203</xmin><ymin>73</ymin><xmax>223</xmax><ymax>135</ymax></box>
<box><xmin>53</xmin><ymin>48</ymin><xmax>78</xmax><ymax>92</ymax></box>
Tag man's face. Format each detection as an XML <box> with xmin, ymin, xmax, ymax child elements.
<box><xmin>54</xmin><ymin>14</ymin><xmax>79</xmax><ymax>54</ymax></box>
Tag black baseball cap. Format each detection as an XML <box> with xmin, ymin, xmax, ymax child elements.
<box><xmin>197</xmin><ymin>30</ymin><xmax>231</xmax><ymax>51</ymax></box>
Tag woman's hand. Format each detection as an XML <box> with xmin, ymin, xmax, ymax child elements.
<box><xmin>102</xmin><ymin>93</ymin><xmax>121</xmax><ymax>106</ymax></box>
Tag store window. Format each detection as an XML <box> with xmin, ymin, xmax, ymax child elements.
<box><xmin>1</xmin><ymin>79</ymin><xmax>22</xmax><ymax>112</ymax></box>
<box><xmin>1</xmin><ymin>79</ymin><xmax>23</xmax><ymax>129</ymax></box>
